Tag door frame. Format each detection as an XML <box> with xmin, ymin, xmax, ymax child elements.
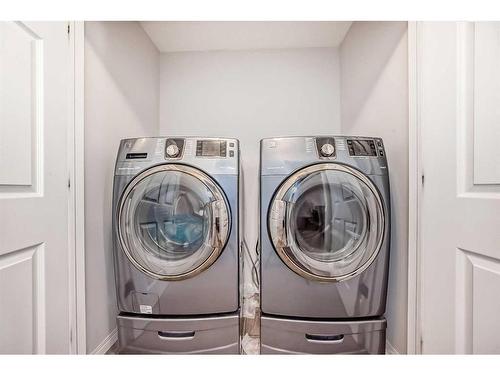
<box><xmin>68</xmin><ymin>21</ymin><xmax>86</xmax><ymax>354</ymax></box>
<box><xmin>406</xmin><ymin>20</ymin><xmax>422</xmax><ymax>354</ymax></box>
<box><xmin>402</xmin><ymin>20</ymin><xmax>462</xmax><ymax>354</ymax></box>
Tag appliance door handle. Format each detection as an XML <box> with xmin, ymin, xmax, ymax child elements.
<box><xmin>157</xmin><ymin>331</ymin><xmax>195</xmax><ymax>340</ymax></box>
<box><xmin>209</xmin><ymin>200</ymin><xmax>228</xmax><ymax>249</ymax></box>
<box><xmin>271</xmin><ymin>199</ymin><xmax>288</xmax><ymax>247</ymax></box>
<box><xmin>305</xmin><ymin>333</ymin><xmax>345</xmax><ymax>344</ymax></box>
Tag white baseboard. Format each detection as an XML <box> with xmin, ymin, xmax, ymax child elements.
<box><xmin>386</xmin><ymin>340</ymin><xmax>400</xmax><ymax>355</ymax></box>
<box><xmin>91</xmin><ymin>328</ymin><xmax>118</xmax><ymax>354</ymax></box>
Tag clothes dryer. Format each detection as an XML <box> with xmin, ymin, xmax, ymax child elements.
<box><xmin>259</xmin><ymin>136</ymin><xmax>390</xmax><ymax>354</ymax></box>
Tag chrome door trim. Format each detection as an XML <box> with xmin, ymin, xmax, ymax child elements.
<box><xmin>269</xmin><ymin>163</ymin><xmax>386</xmax><ymax>283</ymax></box>
<box><xmin>117</xmin><ymin>163</ymin><xmax>230</xmax><ymax>281</ymax></box>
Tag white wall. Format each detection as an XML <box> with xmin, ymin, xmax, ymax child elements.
<box><xmin>84</xmin><ymin>21</ymin><xmax>160</xmax><ymax>353</ymax></box>
<box><xmin>159</xmin><ymin>47</ymin><xmax>342</xmax><ymax>280</ymax></box>
<box><xmin>340</xmin><ymin>21</ymin><xmax>408</xmax><ymax>353</ymax></box>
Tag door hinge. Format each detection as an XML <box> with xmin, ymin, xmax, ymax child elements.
<box><xmin>68</xmin><ymin>177</ymin><xmax>71</xmax><ymax>189</ymax></box>
<box><xmin>421</xmin><ymin>173</ymin><xmax>425</xmax><ymax>186</ymax></box>
<box><xmin>67</xmin><ymin>24</ymin><xmax>70</xmax><ymax>34</ymax></box>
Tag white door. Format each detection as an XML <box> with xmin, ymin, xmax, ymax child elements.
<box><xmin>0</xmin><ymin>21</ymin><xmax>73</xmax><ymax>354</ymax></box>
<box><xmin>418</xmin><ymin>22</ymin><xmax>500</xmax><ymax>354</ymax></box>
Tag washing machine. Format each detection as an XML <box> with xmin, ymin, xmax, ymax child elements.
<box><xmin>259</xmin><ymin>136</ymin><xmax>390</xmax><ymax>354</ymax></box>
<box><xmin>112</xmin><ymin>137</ymin><xmax>241</xmax><ymax>354</ymax></box>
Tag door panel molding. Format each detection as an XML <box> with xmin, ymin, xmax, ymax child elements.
<box><xmin>0</xmin><ymin>21</ymin><xmax>43</xmax><ymax>197</ymax></box>
<box><xmin>473</xmin><ymin>23</ymin><xmax>500</xmax><ymax>186</ymax></box>
<box><xmin>455</xmin><ymin>248</ymin><xmax>475</xmax><ymax>354</ymax></box>
<box><xmin>0</xmin><ymin>243</ymin><xmax>45</xmax><ymax>354</ymax></box>
<box><xmin>456</xmin><ymin>248</ymin><xmax>500</xmax><ymax>354</ymax></box>
<box><xmin>457</xmin><ymin>22</ymin><xmax>500</xmax><ymax>198</ymax></box>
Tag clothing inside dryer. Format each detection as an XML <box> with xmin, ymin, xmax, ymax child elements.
<box><xmin>135</xmin><ymin>171</ymin><xmax>211</xmax><ymax>260</ymax></box>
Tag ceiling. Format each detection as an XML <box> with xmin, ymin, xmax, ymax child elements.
<box><xmin>140</xmin><ymin>21</ymin><xmax>353</xmax><ymax>53</ymax></box>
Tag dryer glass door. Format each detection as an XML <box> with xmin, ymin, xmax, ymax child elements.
<box><xmin>269</xmin><ymin>163</ymin><xmax>385</xmax><ymax>282</ymax></box>
<box><xmin>118</xmin><ymin>164</ymin><xmax>230</xmax><ymax>280</ymax></box>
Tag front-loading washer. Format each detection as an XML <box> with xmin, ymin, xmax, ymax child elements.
<box><xmin>259</xmin><ymin>136</ymin><xmax>391</xmax><ymax>354</ymax></box>
<box><xmin>112</xmin><ymin>137</ymin><xmax>241</xmax><ymax>354</ymax></box>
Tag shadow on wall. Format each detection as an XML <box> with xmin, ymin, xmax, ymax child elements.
<box><xmin>341</xmin><ymin>21</ymin><xmax>407</xmax><ymax>127</ymax></box>
<box><xmin>85</xmin><ymin>21</ymin><xmax>159</xmax><ymax>128</ymax></box>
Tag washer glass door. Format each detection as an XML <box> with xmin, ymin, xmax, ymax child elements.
<box><xmin>118</xmin><ymin>164</ymin><xmax>230</xmax><ymax>280</ymax></box>
<box><xmin>269</xmin><ymin>163</ymin><xmax>385</xmax><ymax>282</ymax></box>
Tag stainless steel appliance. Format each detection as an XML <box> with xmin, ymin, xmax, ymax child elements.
<box><xmin>259</xmin><ymin>136</ymin><xmax>390</xmax><ymax>354</ymax></box>
<box><xmin>112</xmin><ymin>137</ymin><xmax>241</xmax><ymax>354</ymax></box>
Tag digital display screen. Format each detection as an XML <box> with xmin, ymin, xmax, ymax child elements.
<box><xmin>348</xmin><ymin>140</ymin><xmax>377</xmax><ymax>156</ymax></box>
<box><xmin>196</xmin><ymin>140</ymin><xmax>226</xmax><ymax>157</ymax></box>
<box><xmin>202</xmin><ymin>141</ymin><xmax>220</xmax><ymax>156</ymax></box>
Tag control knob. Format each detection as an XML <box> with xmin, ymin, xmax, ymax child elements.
<box><xmin>166</xmin><ymin>144</ymin><xmax>180</xmax><ymax>158</ymax></box>
<box><xmin>320</xmin><ymin>143</ymin><xmax>335</xmax><ymax>157</ymax></box>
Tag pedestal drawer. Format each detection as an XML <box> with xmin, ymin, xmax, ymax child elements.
<box><xmin>117</xmin><ymin>312</ymin><xmax>240</xmax><ymax>354</ymax></box>
<box><xmin>261</xmin><ymin>315</ymin><xmax>386</xmax><ymax>354</ymax></box>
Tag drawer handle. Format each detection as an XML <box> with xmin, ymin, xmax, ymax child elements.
<box><xmin>305</xmin><ymin>333</ymin><xmax>344</xmax><ymax>344</ymax></box>
<box><xmin>157</xmin><ymin>331</ymin><xmax>195</xmax><ymax>340</ymax></box>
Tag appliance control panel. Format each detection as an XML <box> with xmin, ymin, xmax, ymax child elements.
<box><xmin>116</xmin><ymin>137</ymin><xmax>239</xmax><ymax>176</ymax></box>
<box><xmin>347</xmin><ymin>138</ymin><xmax>385</xmax><ymax>158</ymax></box>
<box><xmin>260</xmin><ymin>136</ymin><xmax>387</xmax><ymax>177</ymax></box>
<box><xmin>163</xmin><ymin>138</ymin><xmax>237</xmax><ymax>159</ymax></box>
<box><xmin>313</xmin><ymin>137</ymin><xmax>385</xmax><ymax>159</ymax></box>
